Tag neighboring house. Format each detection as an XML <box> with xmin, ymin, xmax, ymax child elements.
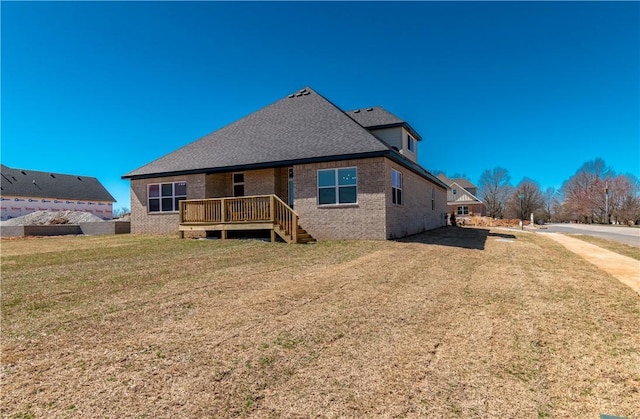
<box><xmin>1</xmin><ymin>164</ymin><xmax>115</xmax><ymax>221</ymax></box>
<box><xmin>122</xmin><ymin>87</ymin><xmax>448</xmax><ymax>242</ymax></box>
<box><xmin>437</xmin><ymin>174</ymin><xmax>486</xmax><ymax>218</ymax></box>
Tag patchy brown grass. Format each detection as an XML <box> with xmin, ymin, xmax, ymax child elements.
<box><xmin>1</xmin><ymin>229</ymin><xmax>639</xmax><ymax>418</ymax></box>
<box><xmin>568</xmin><ymin>234</ymin><xmax>640</xmax><ymax>261</ymax></box>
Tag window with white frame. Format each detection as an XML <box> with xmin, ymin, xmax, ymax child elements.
<box><xmin>457</xmin><ymin>206</ymin><xmax>469</xmax><ymax>215</ymax></box>
<box><xmin>407</xmin><ymin>134</ymin><xmax>416</xmax><ymax>153</ymax></box>
<box><xmin>148</xmin><ymin>181</ymin><xmax>187</xmax><ymax>213</ymax></box>
<box><xmin>317</xmin><ymin>167</ymin><xmax>357</xmax><ymax>205</ymax></box>
<box><xmin>391</xmin><ymin>169</ymin><xmax>403</xmax><ymax>205</ymax></box>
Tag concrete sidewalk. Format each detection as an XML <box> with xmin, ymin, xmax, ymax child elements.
<box><xmin>545</xmin><ymin>233</ymin><xmax>640</xmax><ymax>296</ymax></box>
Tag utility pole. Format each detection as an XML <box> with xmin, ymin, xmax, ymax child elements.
<box><xmin>604</xmin><ymin>182</ymin><xmax>609</xmax><ymax>224</ymax></box>
<box><xmin>519</xmin><ymin>193</ymin><xmax>525</xmax><ymax>230</ymax></box>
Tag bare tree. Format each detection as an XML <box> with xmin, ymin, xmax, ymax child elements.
<box><xmin>561</xmin><ymin>158</ymin><xmax>615</xmax><ymax>223</ymax></box>
<box><xmin>478</xmin><ymin>167</ymin><xmax>512</xmax><ymax>219</ymax></box>
<box><xmin>609</xmin><ymin>174</ymin><xmax>640</xmax><ymax>224</ymax></box>
<box><xmin>505</xmin><ymin>178</ymin><xmax>544</xmax><ymax>221</ymax></box>
<box><xmin>542</xmin><ymin>187</ymin><xmax>559</xmax><ymax>222</ymax></box>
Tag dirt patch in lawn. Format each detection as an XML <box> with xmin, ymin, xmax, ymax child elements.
<box><xmin>2</xmin><ymin>230</ymin><xmax>639</xmax><ymax>418</ymax></box>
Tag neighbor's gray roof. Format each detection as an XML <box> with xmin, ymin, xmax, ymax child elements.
<box><xmin>346</xmin><ymin>107</ymin><xmax>422</xmax><ymax>141</ymax></box>
<box><xmin>124</xmin><ymin>87</ymin><xmax>391</xmax><ymax>179</ymax></box>
<box><xmin>1</xmin><ymin>165</ymin><xmax>116</xmax><ymax>202</ymax></box>
<box><xmin>437</xmin><ymin>174</ymin><xmax>478</xmax><ymax>190</ymax></box>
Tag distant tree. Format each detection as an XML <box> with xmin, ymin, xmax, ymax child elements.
<box><xmin>561</xmin><ymin>158</ymin><xmax>615</xmax><ymax>223</ymax></box>
<box><xmin>609</xmin><ymin>174</ymin><xmax>640</xmax><ymax>224</ymax></box>
<box><xmin>542</xmin><ymin>187</ymin><xmax>560</xmax><ymax>222</ymax></box>
<box><xmin>505</xmin><ymin>178</ymin><xmax>544</xmax><ymax>221</ymax></box>
<box><xmin>112</xmin><ymin>207</ymin><xmax>130</xmax><ymax>218</ymax></box>
<box><xmin>478</xmin><ymin>167</ymin><xmax>512</xmax><ymax>219</ymax></box>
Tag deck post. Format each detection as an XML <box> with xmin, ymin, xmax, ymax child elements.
<box><xmin>292</xmin><ymin>215</ymin><xmax>298</xmax><ymax>244</ymax></box>
<box><xmin>221</xmin><ymin>229</ymin><xmax>227</xmax><ymax>240</ymax></box>
<box><xmin>270</xmin><ymin>229</ymin><xmax>276</xmax><ymax>243</ymax></box>
<box><xmin>270</xmin><ymin>195</ymin><xmax>275</xmax><ymax>222</ymax></box>
<box><xmin>221</xmin><ymin>198</ymin><xmax>227</xmax><ymax>223</ymax></box>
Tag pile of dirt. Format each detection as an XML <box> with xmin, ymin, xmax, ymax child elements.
<box><xmin>1</xmin><ymin>210</ymin><xmax>104</xmax><ymax>226</ymax></box>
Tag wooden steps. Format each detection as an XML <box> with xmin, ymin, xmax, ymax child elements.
<box><xmin>273</xmin><ymin>223</ymin><xmax>316</xmax><ymax>244</ymax></box>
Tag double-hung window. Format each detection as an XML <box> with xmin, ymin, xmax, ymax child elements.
<box><xmin>391</xmin><ymin>169</ymin><xmax>403</xmax><ymax>205</ymax></box>
<box><xmin>407</xmin><ymin>134</ymin><xmax>416</xmax><ymax>153</ymax></box>
<box><xmin>431</xmin><ymin>187</ymin><xmax>436</xmax><ymax>210</ymax></box>
<box><xmin>457</xmin><ymin>206</ymin><xmax>469</xmax><ymax>215</ymax></box>
<box><xmin>317</xmin><ymin>167</ymin><xmax>357</xmax><ymax>205</ymax></box>
<box><xmin>148</xmin><ymin>181</ymin><xmax>187</xmax><ymax>213</ymax></box>
<box><xmin>233</xmin><ymin>173</ymin><xmax>245</xmax><ymax>197</ymax></box>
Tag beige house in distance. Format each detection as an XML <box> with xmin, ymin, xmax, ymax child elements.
<box><xmin>122</xmin><ymin>87</ymin><xmax>448</xmax><ymax>242</ymax></box>
<box><xmin>437</xmin><ymin>174</ymin><xmax>486</xmax><ymax>218</ymax></box>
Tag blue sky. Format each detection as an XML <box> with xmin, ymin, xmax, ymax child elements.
<box><xmin>2</xmin><ymin>1</ymin><xmax>638</xmax><ymax>209</ymax></box>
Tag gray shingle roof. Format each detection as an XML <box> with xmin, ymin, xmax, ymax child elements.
<box><xmin>1</xmin><ymin>165</ymin><xmax>115</xmax><ymax>202</ymax></box>
<box><xmin>437</xmin><ymin>174</ymin><xmax>478</xmax><ymax>190</ymax></box>
<box><xmin>124</xmin><ymin>87</ymin><xmax>390</xmax><ymax>179</ymax></box>
<box><xmin>346</xmin><ymin>106</ymin><xmax>422</xmax><ymax>141</ymax></box>
<box><xmin>122</xmin><ymin>86</ymin><xmax>446</xmax><ymax>189</ymax></box>
<box><xmin>345</xmin><ymin>106</ymin><xmax>405</xmax><ymax>127</ymax></box>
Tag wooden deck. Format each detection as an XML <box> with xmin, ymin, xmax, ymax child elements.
<box><xmin>178</xmin><ymin>195</ymin><xmax>315</xmax><ymax>244</ymax></box>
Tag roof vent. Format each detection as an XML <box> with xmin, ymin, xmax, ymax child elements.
<box><xmin>77</xmin><ymin>176</ymin><xmax>82</xmax><ymax>181</ymax></box>
<box><xmin>12</xmin><ymin>176</ymin><xmax>17</xmax><ymax>181</ymax></box>
<box><xmin>295</xmin><ymin>93</ymin><xmax>303</xmax><ymax>97</ymax></box>
<box><xmin>303</xmin><ymin>91</ymin><xmax>310</xmax><ymax>95</ymax></box>
<box><xmin>21</xmin><ymin>170</ymin><xmax>27</xmax><ymax>175</ymax></box>
<box><xmin>288</xmin><ymin>94</ymin><xmax>294</xmax><ymax>98</ymax></box>
<box><xmin>354</xmin><ymin>109</ymin><xmax>361</xmax><ymax>113</ymax></box>
<box><xmin>366</xmin><ymin>108</ymin><xmax>373</xmax><ymax>112</ymax></box>
<box><xmin>50</xmin><ymin>174</ymin><xmax>56</xmax><ymax>178</ymax></box>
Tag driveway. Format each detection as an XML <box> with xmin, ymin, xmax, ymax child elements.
<box><xmin>537</xmin><ymin>223</ymin><xmax>640</xmax><ymax>247</ymax></box>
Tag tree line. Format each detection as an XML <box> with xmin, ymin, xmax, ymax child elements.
<box><xmin>476</xmin><ymin>158</ymin><xmax>640</xmax><ymax>225</ymax></box>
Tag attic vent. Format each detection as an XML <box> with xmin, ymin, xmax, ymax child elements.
<box><xmin>50</xmin><ymin>174</ymin><xmax>56</xmax><ymax>178</ymax></box>
<box><xmin>288</xmin><ymin>94</ymin><xmax>295</xmax><ymax>98</ymax></box>
<box><xmin>366</xmin><ymin>108</ymin><xmax>373</xmax><ymax>111</ymax></box>
<box><xmin>21</xmin><ymin>170</ymin><xmax>27</xmax><ymax>175</ymax></box>
<box><xmin>77</xmin><ymin>176</ymin><xmax>82</xmax><ymax>181</ymax></box>
<box><xmin>303</xmin><ymin>91</ymin><xmax>310</xmax><ymax>95</ymax></box>
<box><xmin>354</xmin><ymin>109</ymin><xmax>361</xmax><ymax>113</ymax></box>
<box><xmin>295</xmin><ymin>92</ymin><xmax>303</xmax><ymax>97</ymax></box>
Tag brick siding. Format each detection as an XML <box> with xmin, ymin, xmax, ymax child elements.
<box><xmin>385</xmin><ymin>159</ymin><xmax>448</xmax><ymax>239</ymax></box>
<box><xmin>293</xmin><ymin>158</ymin><xmax>387</xmax><ymax>240</ymax></box>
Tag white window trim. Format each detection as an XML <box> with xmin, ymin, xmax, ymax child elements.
<box><xmin>407</xmin><ymin>134</ymin><xmax>416</xmax><ymax>154</ymax></box>
<box><xmin>457</xmin><ymin>205</ymin><xmax>469</xmax><ymax>215</ymax></box>
<box><xmin>148</xmin><ymin>181</ymin><xmax>187</xmax><ymax>213</ymax></box>
<box><xmin>391</xmin><ymin>168</ymin><xmax>403</xmax><ymax>206</ymax></box>
<box><xmin>317</xmin><ymin>167</ymin><xmax>358</xmax><ymax>206</ymax></box>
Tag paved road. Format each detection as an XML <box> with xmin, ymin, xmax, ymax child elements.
<box><xmin>536</xmin><ymin>223</ymin><xmax>640</xmax><ymax>247</ymax></box>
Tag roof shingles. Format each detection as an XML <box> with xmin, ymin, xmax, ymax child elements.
<box><xmin>1</xmin><ymin>165</ymin><xmax>115</xmax><ymax>202</ymax></box>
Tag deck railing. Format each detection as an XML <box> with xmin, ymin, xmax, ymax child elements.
<box><xmin>179</xmin><ymin>195</ymin><xmax>298</xmax><ymax>241</ymax></box>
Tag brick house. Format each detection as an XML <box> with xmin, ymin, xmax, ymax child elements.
<box><xmin>1</xmin><ymin>164</ymin><xmax>115</xmax><ymax>221</ymax></box>
<box><xmin>122</xmin><ymin>87</ymin><xmax>448</xmax><ymax>242</ymax></box>
<box><xmin>437</xmin><ymin>174</ymin><xmax>487</xmax><ymax>218</ymax></box>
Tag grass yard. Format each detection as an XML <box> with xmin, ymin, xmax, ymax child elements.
<box><xmin>568</xmin><ymin>234</ymin><xmax>640</xmax><ymax>261</ymax></box>
<box><xmin>1</xmin><ymin>228</ymin><xmax>639</xmax><ymax>418</ymax></box>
